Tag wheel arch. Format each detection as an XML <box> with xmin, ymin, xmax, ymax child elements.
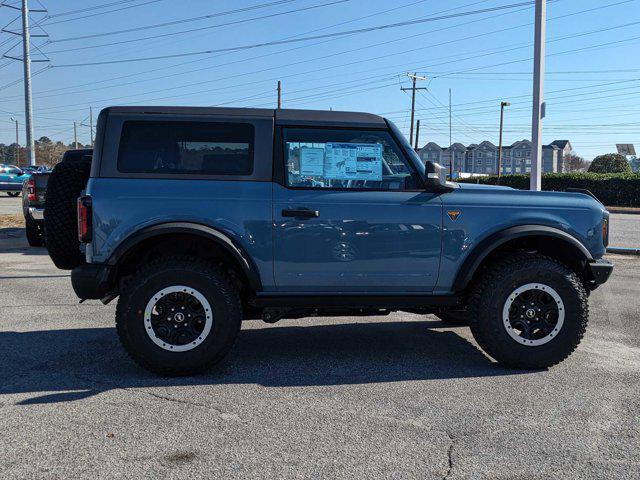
<box><xmin>108</xmin><ymin>222</ymin><xmax>262</xmax><ymax>292</ymax></box>
<box><xmin>452</xmin><ymin>225</ymin><xmax>593</xmax><ymax>293</ymax></box>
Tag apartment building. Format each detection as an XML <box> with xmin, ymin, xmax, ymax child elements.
<box><xmin>418</xmin><ymin>139</ymin><xmax>569</xmax><ymax>175</ymax></box>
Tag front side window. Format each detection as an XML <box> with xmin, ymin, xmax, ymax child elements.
<box><xmin>283</xmin><ymin>128</ymin><xmax>418</xmax><ymax>190</ymax></box>
<box><xmin>118</xmin><ymin>121</ymin><xmax>254</xmax><ymax>175</ymax></box>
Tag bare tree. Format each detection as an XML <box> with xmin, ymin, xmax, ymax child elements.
<box><xmin>564</xmin><ymin>151</ymin><xmax>588</xmax><ymax>172</ymax></box>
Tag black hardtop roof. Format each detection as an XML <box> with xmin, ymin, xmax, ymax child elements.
<box><xmin>103</xmin><ymin>106</ymin><xmax>387</xmax><ymax>128</ymax></box>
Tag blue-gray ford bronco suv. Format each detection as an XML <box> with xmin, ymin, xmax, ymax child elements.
<box><xmin>44</xmin><ymin>106</ymin><xmax>613</xmax><ymax>376</ymax></box>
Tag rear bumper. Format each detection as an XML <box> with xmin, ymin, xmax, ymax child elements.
<box><xmin>71</xmin><ymin>263</ymin><xmax>114</xmax><ymax>300</ymax></box>
<box><xmin>28</xmin><ymin>207</ymin><xmax>44</xmax><ymax>220</ymax></box>
<box><xmin>586</xmin><ymin>258</ymin><xmax>613</xmax><ymax>289</ymax></box>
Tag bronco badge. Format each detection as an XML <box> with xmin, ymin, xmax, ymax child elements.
<box><xmin>447</xmin><ymin>210</ymin><xmax>461</xmax><ymax>221</ymax></box>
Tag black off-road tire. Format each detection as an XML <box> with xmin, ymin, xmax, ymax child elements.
<box><xmin>469</xmin><ymin>253</ymin><xmax>588</xmax><ymax>369</ymax></box>
<box><xmin>116</xmin><ymin>256</ymin><xmax>242</xmax><ymax>376</ymax></box>
<box><xmin>44</xmin><ymin>160</ymin><xmax>91</xmax><ymax>269</ymax></box>
<box><xmin>7</xmin><ymin>191</ymin><xmax>20</xmax><ymax>197</ymax></box>
<box><xmin>25</xmin><ymin>216</ymin><xmax>45</xmax><ymax>247</ymax></box>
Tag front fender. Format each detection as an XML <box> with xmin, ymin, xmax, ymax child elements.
<box><xmin>450</xmin><ymin>224</ymin><xmax>593</xmax><ymax>292</ymax></box>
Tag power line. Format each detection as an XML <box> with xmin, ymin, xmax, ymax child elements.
<box><xmin>40</xmin><ymin>0</ymin><xmax>164</xmax><ymax>26</ymax></box>
<box><xmin>7</xmin><ymin>0</ymin><xmax>518</xmax><ymax>101</ymax></box>
<box><xmin>50</xmin><ymin>1</ymin><xmax>546</xmax><ymax>67</ymax></box>
<box><xmin>43</xmin><ymin>0</ymin><xmax>157</xmax><ymax>19</ymax></box>
<box><xmin>0</xmin><ymin>0</ymin><xmax>455</xmax><ymax>99</ymax></box>
<box><xmin>44</xmin><ymin>0</ymin><xmax>350</xmax><ymax>54</ymax></box>
<box><xmin>49</xmin><ymin>0</ymin><xmax>298</xmax><ymax>43</ymax></box>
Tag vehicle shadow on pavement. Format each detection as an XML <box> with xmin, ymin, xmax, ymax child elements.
<box><xmin>0</xmin><ymin>228</ymin><xmax>48</xmax><ymax>255</ymax></box>
<box><xmin>0</xmin><ymin>321</ymin><xmax>526</xmax><ymax>405</ymax></box>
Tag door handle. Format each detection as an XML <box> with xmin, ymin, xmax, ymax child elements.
<box><xmin>282</xmin><ymin>208</ymin><xmax>319</xmax><ymax>219</ymax></box>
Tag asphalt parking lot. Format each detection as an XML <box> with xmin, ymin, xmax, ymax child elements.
<box><xmin>0</xmin><ymin>228</ymin><xmax>638</xmax><ymax>479</ymax></box>
<box><xmin>0</xmin><ymin>195</ymin><xmax>21</xmax><ymax>215</ymax></box>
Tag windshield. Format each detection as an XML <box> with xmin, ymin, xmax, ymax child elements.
<box><xmin>386</xmin><ymin>119</ymin><xmax>425</xmax><ymax>177</ymax></box>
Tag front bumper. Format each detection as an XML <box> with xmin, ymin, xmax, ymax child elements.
<box><xmin>586</xmin><ymin>258</ymin><xmax>613</xmax><ymax>289</ymax></box>
<box><xmin>28</xmin><ymin>206</ymin><xmax>44</xmax><ymax>220</ymax></box>
<box><xmin>71</xmin><ymin>263</ymin><xmax>114</xmax><ymax>300</ymax></box>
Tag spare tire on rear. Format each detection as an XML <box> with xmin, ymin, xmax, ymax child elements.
<box><xmin>45</xmin><ymin>159</ymin><xmax>91</xmax><ymax>270</ymax></box>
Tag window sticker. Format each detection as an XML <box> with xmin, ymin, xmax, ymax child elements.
<box><xmin>299</xmin><ymin>147</ymin><xmax>325</xmax><ymax>176</ymax></box>
<box><xmin>324</xmin><ymin>143</ymin><xmax>382</xmax><ymax>181</ymax></box>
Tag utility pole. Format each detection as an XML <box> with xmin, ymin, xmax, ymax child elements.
<box><xmin>21</xmin><ymin>0</ymin><xmax>35</xmax><ymax>166</ymax></box>
<box><xmin>89</xmin><ymin>107</ymin><xmax>94</xmax><ymax>147</ymax></box>
<box><xmin>400</xmin><ymin>73</ymin><xmax>427</xmax><ymax>147</ymax></box>
<box><xmin>74</xmin><ymin>122</ymin><xmax>78</xmax><ymax>149</ymax></box>
<box><xmin>498</xmin><ymin>101</ymin><xmax>510</xmax><ymax>182</ymax></box>
<box><xmin>449</xmin><ymin>88</ymin><xmax>453</xmax><ymax>177</ymax></box>
<box><xmin>530</xmin><ymin>0</ymin><xmax>547</xmax><ymax>191</ymax></box>
<box><xmin>414</xmin><ymin>119</ymin><xmax>421</xmax><ymax>151</ymax></box>
<box><xmin>277</xmin><ymin>80</ymin><xmax>282</xmax><ymax>108</ymax></box>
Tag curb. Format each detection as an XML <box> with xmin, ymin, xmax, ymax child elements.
<box><xmin>606</xmin><ymin>207</ymin><xmax>640</xmax><ymax>215</ymax></box>
<box><xmin>607</xmin><ymin>247</ymin><xmax>640</xmax><ymax>256</ymax></box>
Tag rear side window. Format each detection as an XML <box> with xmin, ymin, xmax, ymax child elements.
<box><xmin>117</xmin><ymin>121</ymin><xmax>254</xmax><ymax>175</ymax></box>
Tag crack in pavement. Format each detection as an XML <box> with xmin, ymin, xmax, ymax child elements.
<box><xmin>443</xmin><ymin>431</ymin><xmax>455</xmax><ymax>480</ymax></box>
<box><xmin>146</xmin><ymin>392</ymin><xmax>206</xmax><ymax>408</ymax></box>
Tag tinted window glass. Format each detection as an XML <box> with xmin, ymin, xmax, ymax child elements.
<box><xmin>118</xmin><ymin>121</ymin><xmax>254</xmax><ymax>175</ymax></box>
<box><xmin>283</xmin><ymin>128</ymin><xmax>416</xmax><ymax>190</ymax></box>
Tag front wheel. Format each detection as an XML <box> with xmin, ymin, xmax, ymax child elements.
<box><xmin>7</xmin><ymin>192</ymin><xmax>20</xmax><ymax>197</ymax></box>
<box><xmin>116</xmin><ymin>256</ymin><xmax>242</xmax><ymax>376</ymax></box>
<box><xmin>469</xmin><ymin>253</ymin><xmax>588</xmax><ymax>369</ymax></box>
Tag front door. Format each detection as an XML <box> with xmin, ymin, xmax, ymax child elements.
<box><xmin>273</xmin><ymin>127</ymin><xmax>442</xmax><ymax>294</ymax></box>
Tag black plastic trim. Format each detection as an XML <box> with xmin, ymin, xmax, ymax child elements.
<box><xmin>452</xmin><ymin>224</ymin><xmax>594</xmax><ymax>292</ymax></box>
<box><xmin>587</xmin><ymin>258</ymin><xmax>613</xmax><ymax>287</ymax></box>
<box><xmin>250</xmin><ymin>294</ymin><xmax>459</xmax><ymax>308</ymax></box>
<box><xmin>71</xmin><ymin>263</ymin><xmax>113</xmax><ymax>300</ymax></box>
<box><xmin>107</xmin><ymin>222</ymin><xmax>263</xmax><ymax>291</ymax></box>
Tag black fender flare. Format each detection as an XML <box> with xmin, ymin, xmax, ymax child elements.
<box><xmin>107</xmin><ymin>222</ymin><xmax>262</xmax><ymax>291</ymax></box>
<box><xmin>452</xmin><ymin>224</ymin><xmax>593</xmax><ymax>292</ymax></box>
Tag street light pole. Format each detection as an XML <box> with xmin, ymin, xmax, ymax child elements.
<box><xmin>11</xmin><ymin>117</ymin><xmax>19</xmax><ymax>164</ymax></box>
<box><xmin>530</xmin><ymin>0</ymin><xmax>547</xmax><ymax>191</ymax></box>
<box><xmin>498</xmin><ymin>101</ymin><xmax>510</xmax><ymax>182</ymax></box>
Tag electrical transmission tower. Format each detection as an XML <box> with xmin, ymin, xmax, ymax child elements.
<box><xmin>2</xmin><ymin>0</ymin><xmax>49</xmax><ymax>166</ymax></box>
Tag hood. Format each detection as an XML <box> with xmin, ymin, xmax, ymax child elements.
<box><xmin>453</xmin><ymin>182</ymin><xmax>513</xmax><ymax>191</ymax></box>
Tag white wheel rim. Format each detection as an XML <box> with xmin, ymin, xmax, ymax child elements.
<box><xmin>144</xmin><ymin>285</ymin><xmax>213</xmax><ymax>352</ymax></box>
<box><xmin>502</xmin><ymin>283</ymin><xmax>565</xmax><ymax>347</ymax></box>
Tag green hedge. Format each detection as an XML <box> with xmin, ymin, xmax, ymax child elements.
<box><xmin>457</xmin><ymin>173</ymin><xmax>640</xmax><ymax>207</ymax></box>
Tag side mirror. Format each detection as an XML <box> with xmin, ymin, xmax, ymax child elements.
<box><xmin>423</xmin><ymin>161</ymin><xmax>452</xmax><ymax>191</ymax></box>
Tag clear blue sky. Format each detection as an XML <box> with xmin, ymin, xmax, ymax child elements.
<box><xmin>1</xmin><ymin>0</ymin><xmax>639</xmax><ymax>160</ymax></box>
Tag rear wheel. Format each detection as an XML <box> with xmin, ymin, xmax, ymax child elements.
<box><xmin>25</xmin><ymin>217</ymin><xmax>45</xmax><ymax>247</ymax></box>
<box><xmin>44</xmin><ymin>159</ymin><xmax>91</xmax><ymax>269</ymax></box>
<box><xmin>469</xmin><ymin>253</ymin><xmax>588</xmax><ymax>369</ymax></box>
<box><xmin>116</xmin><ymin>256</ymin><xmax>242</xmax><ymax>376</ymax></box>
<box><xmin>7</xmin><ymin>192</ymin><xmax>20</xmax><ymax>197</ymax></box>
